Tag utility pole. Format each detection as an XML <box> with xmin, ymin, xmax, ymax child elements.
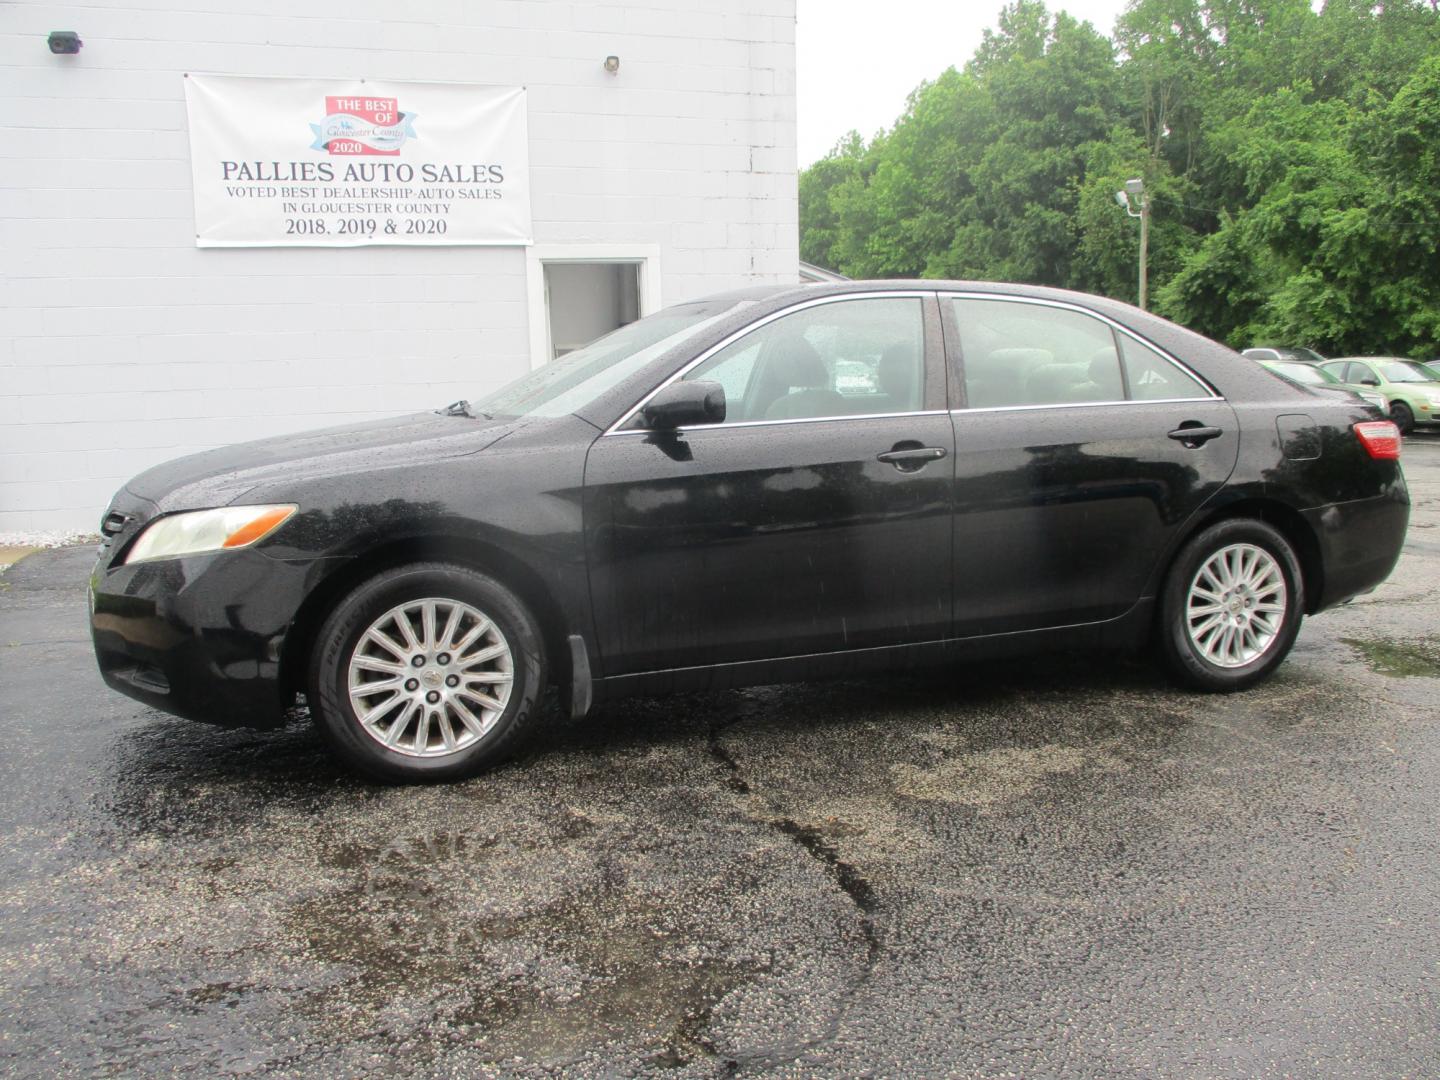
<box><xmin>1116</xmin><ymin>178</ymin><xmax>1149</xmax><ymax>310</ymax></box>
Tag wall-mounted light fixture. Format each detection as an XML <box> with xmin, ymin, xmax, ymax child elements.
<box><xmin>603</xmin><ymin>55</ymin><xmax>620</xmax><ymax>74</ymax></box>
<box><xmin>48</xmin><ymin>31</ymin><xmax>83</xmax><ymax>55</ymax></box>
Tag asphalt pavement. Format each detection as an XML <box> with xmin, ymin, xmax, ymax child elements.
<box><xmin>1</xmin><ymin>437</ymin><xmax>1437</xmax><ymax>1078</ymax></box>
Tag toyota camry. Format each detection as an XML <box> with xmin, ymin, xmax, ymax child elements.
<box><xmin>90</xmin><ymin>282</ymin><xmax>1410</xmax><ymax>781</ymax></box>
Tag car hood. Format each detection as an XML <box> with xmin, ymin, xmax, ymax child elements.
<box><xmin>123</xmin><ymin>411</ymin><xmax>518</xmax><ymax>512</ymax></box>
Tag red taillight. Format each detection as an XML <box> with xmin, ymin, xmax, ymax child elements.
<box><xmin>1354</xmin><ymin>420</ymin><xmax>1401</xmax><ymax>460</ymax></box>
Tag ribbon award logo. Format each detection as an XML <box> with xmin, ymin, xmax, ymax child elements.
<box><xmin>309</xmin><ymin>95</ymin><xmax>417</xmax><ymax>156</ymax></box>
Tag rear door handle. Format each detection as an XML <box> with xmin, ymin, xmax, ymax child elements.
<box><xmin>877</xmin><ymin>446</ymin><xmax>947</xmax><ymax>471</ymax></box>
<box><xmin>1167</xmin><ymin>424</ymin><xmax>1224</xmax><ymax>448</ymax></box>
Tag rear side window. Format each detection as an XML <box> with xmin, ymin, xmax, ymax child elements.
<box><xmin>1118</xmin><ymin>335</ymin><xmax>1210</xmax><ymax>401</ymax></box>
<box><xmin>950</xmin><ymin>297</ymin><xmax>1209</xmax><ymax>407</ymax></box>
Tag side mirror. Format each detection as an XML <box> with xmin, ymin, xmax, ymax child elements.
<box><xmin>641</xmin><ymin>380</ymin><xmax>726</xmax><ymax>431</ymax></box>
<box><xmin>1359</xmin><ymin>377</ymin><xmax>1380</xmax><ymax>387</ymax></box>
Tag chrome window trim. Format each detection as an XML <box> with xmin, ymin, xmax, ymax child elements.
<box><xmin>604</xmin><ymin>408</ymin><xmax>951</xmax><ymax>437</ymax></box>
<box><xmin>950</xmin><ymin>397</ymin><xmax>1223</xmax><ymax>417</ymax></box>
<box><xmin>603</xmin><ymin>290</ymin><xmax>937</xmax><ymax>436</ymax></box>
<box><xmin>939</xmin><ymin>291</ymin><xmax>1224</xmax><ymax>404</ymax></box>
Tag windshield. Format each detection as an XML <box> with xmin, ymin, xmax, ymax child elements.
<box><xmin>471</xmin><ymin>300</ymin><xmax>747</xmax><ymax>419</ymax></box>
<box><xmin>1269</xmin><ymin>361</ymin><xmax>1333</xmax><ymax>386</ymax></box>
<box><xmin>1378</xmin><ymin>360</ymin><xmax>1437</xmax><ymax>384</ymax></box>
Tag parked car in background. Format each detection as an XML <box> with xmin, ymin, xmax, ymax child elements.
<box><xmin>1241</xmin><ymin>346</ymin><xmax>1327</xmax><ymax>365</ymax></box>
<box><xmin>1252</xmin><ymin>357</ymin><xmax>1389</xmax><ymax>413</ymax></box>
<box><xmin>1318</xmin><ymin>357</ymin><xmax>1440</xmax><ymax>434</ymax></box>
<box><xmin>90</xmin><ymin>281</ymin><xmax>1409</xmax><ymax>781</ymax></box>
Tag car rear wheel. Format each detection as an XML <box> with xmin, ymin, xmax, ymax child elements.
<box><xmin>1158</xmin><ymin>519</ymin><xmax>1304</xmax><ymax>692</ymax></box>
<box><xmin>309</xmin><ymin>562</ymin><xmax>547</xmax><ymax>782</ymax></box>
<box><xmin>1389</xmin><ymin>401</ymin><xmax>1414</xmax><ymax>435</ymax></box>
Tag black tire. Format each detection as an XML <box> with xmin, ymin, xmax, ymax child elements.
<box><xmin>1158</xmin><ymin>518</ymin><xmax>1304</xmax><ymax>692</ymax></box>
<box><xmin>308</xmin><ymin>562</ymin><xmax>547</xmax><ymax>782</ymax></box>
<box><xmin>1390</xmin><ymin>401</ymin><xmax>1415</xmax><ymax>435</ymax></box>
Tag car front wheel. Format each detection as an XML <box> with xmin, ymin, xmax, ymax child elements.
<box><xmin>1389</xmin><ymin>400</ymin><xmax>1414</xmax><ymax>435</ymax></box>
<box><xmin>308</xmin><ymin>562</ymin><xmax>547</xmax><ymax>782</ymax></box>
<box><xmin>1158</xmin><ymin>519</ymin><xmax>1304</xmax><ymax>692</ymax></box>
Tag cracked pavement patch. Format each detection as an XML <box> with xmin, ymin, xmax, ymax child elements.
<box><xmin>1</xmin><ymin>433</ymin><xmax>1438</xmax><ymax>1077</ymax></box>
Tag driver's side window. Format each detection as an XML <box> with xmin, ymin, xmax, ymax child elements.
<box><xmin>682</xmin><ymin>297</ymin><xmax>926</xmax><ymax>424</ymax></box>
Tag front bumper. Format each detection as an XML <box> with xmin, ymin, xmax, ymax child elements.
<box><xmin>1400</xmin><ymin>397</ymin><xmax>1440</xmax><ymax>424</ymax></box>
<box><xmin>90</xmin><ymin>542</ymin><xmax>341</xmax><ymax>729</ymax></box>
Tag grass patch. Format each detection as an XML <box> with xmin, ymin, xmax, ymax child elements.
<box><xmin>1342</xmin><ymin>637</ymin><xmax>1440</xmax><ymax>678</ymax></box>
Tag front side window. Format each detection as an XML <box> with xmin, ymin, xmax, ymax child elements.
<box><xmin>679</xmin><ymin>297</ymin><xmax>926</xmax><ymax>424</ymax></box>
<box><xmin>951</xmin><ymin>297</ymin><xmax>1208</xmax><ymax>407</ymax></box>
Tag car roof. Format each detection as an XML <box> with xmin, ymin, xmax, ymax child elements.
<box><xmin>671</xmin><ymin>284</ymin><xmax>797</xmax><ymax>307</ymax></box>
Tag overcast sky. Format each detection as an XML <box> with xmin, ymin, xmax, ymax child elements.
<box><xmin>796</xmin><ymin>0</ymin><xmax>1134</xmax><ymax>166</ymax></box>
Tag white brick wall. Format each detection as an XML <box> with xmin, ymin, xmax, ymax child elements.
<box><xmin>1</xmin><ymin>0</ymin><xmax>798</xmax><ymax>532</ymax></box>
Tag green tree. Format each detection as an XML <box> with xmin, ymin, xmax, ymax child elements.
<box><xmin>798</xmin><ymin>0</ymin><xmax>1440</xmax><ymax>353</ymax></box>
<box><xmin>798</xmin><ymin>131</ymin><xmax>866</xmax><ymax>271</ymax></box>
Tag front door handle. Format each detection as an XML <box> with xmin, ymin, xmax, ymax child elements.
<box><xmin>877</xmin><ymin>445</ymin><xmax>947</xmax><ymax>472</ymax></box>
<box><xmin>1167</xmin><ymin>424</ymin><xmax>1224</xmax><ymax>448</ymax></box>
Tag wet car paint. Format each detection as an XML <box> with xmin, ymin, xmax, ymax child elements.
<box><xmin>89</xmin><ymin>281</ymin><xmax>1408</xmax><ymax>731</ymax></box>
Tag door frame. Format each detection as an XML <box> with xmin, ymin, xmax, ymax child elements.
<box><xmin>525</xmin><ymin>243</ymin><xmax>663</xmax><ymax>370</ymax></box>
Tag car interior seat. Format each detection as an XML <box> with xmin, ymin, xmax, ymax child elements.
<box><xmin>762</xmin><ymin>337</ymin><xmax>847</xmax><ymax>421</ymax></box>
<box><xmin>965</xmin><ymin>347</ymin><xmax>1053</xmax><ymax>407</ymax></box>
<box><xmin>867</xmin><ymin>342</ymin><xmax>921</xmax><ymax>413</ymax></box>
<box><xmin>1088</xmin><ymin>346</ymin><xmax>1125</xmax><ymax>400</ymax></box>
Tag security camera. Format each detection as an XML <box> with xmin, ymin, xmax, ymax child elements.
<box><xmin>48</xmin><ymin>31</ymin><xmax>82</xmax><ymax>55</ymax></box>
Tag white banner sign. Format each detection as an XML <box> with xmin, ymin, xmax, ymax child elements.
<box><xmin>183</xmin><ymin>74</ymin><xmax>531</xmax><ymax>247</ymax></box>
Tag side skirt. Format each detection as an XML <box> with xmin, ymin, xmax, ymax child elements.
<box><xmin>590</xmin><ymin>600</ymin><xmax>1155</xmax><ymax>703</ymax></box>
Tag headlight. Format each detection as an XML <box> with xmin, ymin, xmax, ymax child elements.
<box><xmin>124</xmin><ymin>505</ymin><xmax>296</xmax><ymax>564</ymax></box>
<box><xmin>1426</xmin><ymin>392</ymin><xmax>1440</xmax><ymax>406</ymax></box>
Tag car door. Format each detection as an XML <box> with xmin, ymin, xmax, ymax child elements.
<box><xmin>941</xmin><ymin>294</ymin><xmax>1240</xmax><ymax>637</ymax></box>
<box><xmin>1348</xmin><ymin>361</ymin><xmax>1379</xmax><ymax>387</ymax></box>
<box><xmin>1323</xmin><ymin>360</ymin><xmax>1370</xmax><ymax>390</ymax></box>
<box><xmin>583</xmin><ymin>293</ymin><xmax>955</xmax><ymax>677</ymax></box>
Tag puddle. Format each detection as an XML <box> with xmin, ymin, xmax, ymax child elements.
<box><xmin>1343</xmin><ymin>637</ymin><xmax>1440</xmax><ymax>678</ymax></box>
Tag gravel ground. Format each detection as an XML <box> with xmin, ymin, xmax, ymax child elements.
<box><xmin>0</xmin><ymin>436</ymin><xmax>1436</xmax><ymax>1078</ymax></box>
<box><xmin>0</xmin><ymin>531</ymin><xmax>99</xmax><ymax>551</ymax></box>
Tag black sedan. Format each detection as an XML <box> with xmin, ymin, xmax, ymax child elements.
<box><xmin>90</xmin><ymin>282</ymin><xmax>1409</xmax><ymax>781</ymax></box>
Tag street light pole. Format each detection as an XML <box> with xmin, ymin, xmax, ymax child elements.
<box><xmin>1138</xmin><ymin>190</ymin><xmax>1150</xmax><ymax>311</ymax></box>
<box><xmin>1118</xmin><ymin>178</ymin><xmax>1149</xmax><ymax>310</ymax></box>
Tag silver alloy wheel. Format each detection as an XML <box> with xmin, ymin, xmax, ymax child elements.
<box><xmin>346</xmin><ymin>597</ymin><xmax>514</xmax><ymax>758</ymax></box>
<box><xmin>1185</xmin><ymin>543</ymin><xmax>1288</xmax><ymax>669</ymax></box>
